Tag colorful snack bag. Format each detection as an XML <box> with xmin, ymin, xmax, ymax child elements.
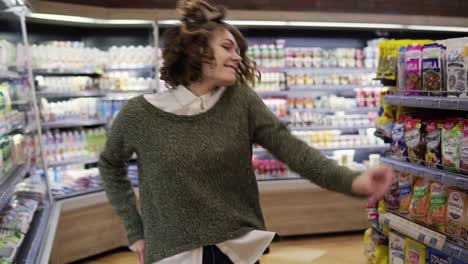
<box><xmin>397</xmin><ymin>46</ymin><xmax>407</xmax><ymax>91</ymax></box>
<box><xmin>404</xmin><ymin>238</ymin><xmax>427</xmax><ymax>264</ymax></box>
<box><xmin>409</xmin><ymin>177</ymin><xmax>431</xmax><ymax>223</ymax></box>
<box><xmin>446</xmin><ymin>46</ymin><xmax>467</xmax><ymax>97</ymax></box>
<box><xmin>461</xmin><ymin>119</ymin><xmax>468</xmax><ymax>175</ymax></box>
<box><xmin>442</xmin><ymin>118</ymin><xmax>463</xmax><ymax>173</ymax></box>
<box><xmin>425</xmin><ymin>120</ymin><xmax>442</xmax><ymax>168</ymax></box>
<box><xmin>446</xmin><ymin>188</ymin><xmax>468</xmax><ymax>240</ymax></box>
<box><xmin>422</xmin><ymin>44</ymin><xmax>443</xmax><ymax>95</ymax></box>
<box><xmin>385</xmin><ymin>40</ymin><xmax>400</xmax><ymax>81</ymax></box>
<box><xmin>405</xmin><ymin>45</ymin><xmax>423</xmax><ymax>95</ymax></box>
<box><xmin>404</xmin><ymin>118</ymin><xmax>426</xmax><ymax>165</ymax></box>
<box><xmin>427</xmin><ymin>182</ymin><xmax>447</xmax><ymax>232</ymax></box>
<box><xmin>391</xmin><ymin>115</ymin><xmax>408</xmax><ymax>160</ymax></box>
<box><xmin>389</xmin><ymin>231</ymin><xmax>405</xmax><ymax>264</ymax></box>
<box><xmin>399</xmin><ymin>172</ymin><xmax>413</xmax><ymax>214</ymax></box>
<box><xmin>385</xmin><ymin>175</ymin><xmax>400</xmax><ymax>211</ymax></box>
<box><xmin>364</xmin><ymin>228</ymin><xmax>389</xmax><ymax>264</ymax></box>
<box><xmin>375</xmin><ymin>87</ymin><xmax>396</xmax><ymax>139</ymax></box>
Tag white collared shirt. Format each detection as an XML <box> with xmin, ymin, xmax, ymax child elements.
<box><xmin>143</xmin><ymin>85</ymin><xmax>275</xmax><ymax>264</ymax></box>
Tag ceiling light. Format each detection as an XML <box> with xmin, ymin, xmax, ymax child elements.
<box><xmin>28</xmin><ymin>13</ymin><xmax>152</xmax><ymax>25</ymax></box>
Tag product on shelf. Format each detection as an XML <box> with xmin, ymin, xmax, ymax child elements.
<box><xmin>427</xmin><ymin>182</ymin><xmax>447</xmax><ymax>232</ymax></box>
<box><xmin>287</xmin><ymin>94</ymin><xmax>381</xmax><ymax>110</ymax></box>
<box><xmin>364</xmin><ymin>227</ymin><xmax>388</xmax><ymax>264</ymax></box>
<box><xmin>404</xmin><ymin>238</ymin><xmax>426</xmax><ymax>264</ymax></box>
<box><xmin>107</xmin><ymin>45</ymin><xmax>156</xmax><ymax>68</ymax></box>
<box><xmin>253</xmin><ymin>72</ymin><xmax>286</xmax><ymax>92</ymax></box>
<box><xmin>289</xmin><ymin>111</ymin><xmax>375</xmax><ymax>128</ymax></box>
<box><xmin>35</xmin><ymin>76</ymin><xmax>98</xmax><ymax>93</ymax></box>
<box><xmin>441</xmin><ymin>118</ymin><xmax>463</xmax><ymax>173</ymax></box>
<box><xmin>461</xmin><ymin>120</ymin><xmax>468</xmax><ymax>175</ymax></box>
<box><xmin>100</xmin><ymin>71</ymin><xmax>156</xmax><ymax>91</ymax></box>
<box><xmin>287</xmin><ymin>72</ymin><xmax>379</xmax><ymax>87</ymax></box>
<box><xmin>421</xmin><ymin>44</ymin><xmax>444</xmax><ymax>95</ymax></box>
<box><xmin>375</xmin><ymin>87</ymin><xmax>396</xmax><ymax>139</ymax></box>
<box><xmin>446</xmin><ymin>43</ymin><xmax>466</xmax><ymax>97</ymax></box>
<box><xmin>354</xmin><ymin>87</ymin><xmax>382</xmax><ymax>108</ymax></box>
<box><xmin>405</xmin><ymin>45</ymin><xmax>423</xmax><ymax>94</ymax></box>
<box><xmin>398</xmin><ymin>171</ymin><xmax>413</xmax><ymax>214</ymax></box>
<box><xmin>404</xmin><ymin>118</ymin><xmax>425</xmax><ymax>165</ymax></box>
<box><xmin>409</xmin><ymin>177</ymin><xmax>430</xmax><ymax>224</ymax></box>
<box><xmin>291</xmin><ymin>129</ymin><xmax>385</xmax><ymax>149</ymax></box>
<box><xmin>285</xmin><ymin>47</ymin><xmax>366</xmax><ymax>69</ymax></box>
<box><xmin>40</xmin><ymin>98</ymin><xmax>99</xmax><ymax>122</ymax></box>
<box><xmin>385</xmin><ymin>176</ymin><xmax>400</xmax><ymax>211</ymax></box>
<box><xmin>247</xmin><ymin>41</ymin><xmax>285</xmax><ymax>68</ymax></box>
<box><xmin>252</xmin><ymin>156</ymin><xmax>287</xmax><ymax>179</ymax></box>
<box><xmin>391</xmin><ymin>116</ymin><xmax>408</xmax><ymax>160</ymax></box>
<box><xmin>389</xmin><ymin>231</ymin><xmax>405</xmax><ymax>264</ymax></box>
<box><xmin>425</xmin><ymin>120</ymin><xmax>442</xmax><ymax>169</ymax></box>
<box><xmin>0</xmin><ymin>40</ymin><xmax>18</xmax><ymax>70</ymax></box>
<box><xmin>262</xmin><ymin>98</ymin><xmax>288</xmax><ymax>118</ymax></box>
<box><xmin>445</xmin><ymin>188</ymin><xmax>468</xmax><ymax>240</ymax></box>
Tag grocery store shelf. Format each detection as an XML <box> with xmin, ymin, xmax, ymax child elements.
<box><xmin>384</xmin><ymin>95</ymin><xmax>468</xmax><ymax>111</ymax></box>
<box><xmin>381</xmin><ymin>212</ymin><xmax>468</xmax><ymax>263</ymax></box>
<box><xmin>289</xmin><ymin>124</ymin><xmax>375</xmax><ymax>132</ymax></box>
<box><xmin>285</xmin><ymin>67</ymin><xmax>377</xmax><ymax>74</ymax></box>
<box><xmin>0</xmin><ymin>70</ymin><xmax>22</xmax><ymax>80</ymax></box>
<box><xmin>255</xmin><ymin>91</ymin><xmax>288</xmax><ymax>97</ymax></box>
<box><xmin>104</xmin><ymin>65</ymin><xmax>155</xmax><ymax>71</ymax></box>
<box><xmin>0</xmin><ymin>164</ymin><xmax>29</xmax><ymax>209</ymax></box>
<box><xmin>381</xmin><ymin>157</ymin><xmax>468</xmax><ymax>191</ymax></box>
<box><xmin>318</xmin><ymin>144</ymin><xmax>389</xmax><ymax>152</ymax></box>
<box><xmin>288</xmin><ymin>84</ymin><xmax>381</xmax><ymax>93</ymax></box>
<box><xmin>37</xmin><ymin>90</ymin><xmax>105</xmax><ymax>98</ymax></box>
<box><xmin>41</xmin><ymin>119</ymin><xmax>107</xmax><ymax>129</ymax></box>
<box><xmin>256</xmin><ymin>176</ymin><xmax>302</xmax><ymax>182</ymax></box>
<box><xmin>102</xmin><ymin>89</ymin><xmax>155</xmax><ymax>95</ymax></box>
<box><xmin>0</xmin><ymin>123</ymin><xmax>27</xmax><ymax>137</ymax></box>
<box><xmin>48</xmin><ymin>157</ymin><xmax>99</xmax><ymax>167</ymax></box>
<box><xmin>54</xmin><ymin>187</ymin><xmax>105</xmax><ymax>200</ymax></box>
<box><xmin>289</xmin><ymin>107</ymin><xmax>378</xmax><ymax>114</ymax></box>
<box><xmin>33</xmin><ymin>69</ymin><xmax>102</xmax><ymax>77</ymax></box>
<box><xmin>14</xmin><ymin>205</ymin><xmax>51</xmax><ymax>264</ymax></box>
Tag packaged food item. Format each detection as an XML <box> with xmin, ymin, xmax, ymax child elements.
<box><xmin>425</xmin><ymin>120</ymin><xmax>442</xmax><ymax>168</ymax></box>
<box><xmin>377</xmin><ymin>40</ymin><xmax>388</xmax><ymax>80</ymax></box>
<box><xmin>446</xmin><ymin>188</ymin><xmax>468</xmax><ymax>240</ymax></box>
<box><xmin>391</xmin><ymin>115</ymin><xmax>408</xmax><ymax>160</ymax></box>
<box><xmin>461</xmin><ymin>119</ymin><xmax>468</xmax><ymax>175</ymax></box>
<box><xmin>409</xmin><ymin>177</ymin><xmax>431</xmax><ymax>223</ymax></box>
<box><xmin>389</xmin><ymin>231</ymin><xmax>405</xmax><ymax>264</ymax></box>
<box><xmin>385</xmin><ymin>41</ymin><xmax>400</xmax><ymax>81</ymax></box>
<box><xmin>442</xmin><ymin>118</ymin><xmax>463</xmax><ymax>173</ymax></box>
<box><xmin>404</xmin><ymin>118</ymin><xmax>426</xmax><ymax>164</ymax></box>
<box><xmin>427</xmin><ymin>182</ymin><xmax>447</xmax><ymax>232</ymax></box>
<box><xmin>397</xmin><ymin>46</ymin><xmax>407</xmax><ymax>91</ymax></box>
<box><xmin>375</xmin><ymin>87</ymin><xmax>396</xmax><ymax>139</ymax></box>
<box><xmin>446</xmin><ymin>46</ymin><xmax>467</xmax><ymax>97</ymax></box>
<box><xmin>404</xmin><ymin>238</ymin><xmax>427</xmax><ymax>264</ymax></box>
<box><xmin>399</xmin><ymin>171</ymin><xmax>413</xmax><ymax>214</ymax></box>
<box><xmin>405</xmin><ymin>45</ymin><xmax>423</xmax><ymax>95</ymax></box>
<box><xmin>364</xmin><ymin>228</ymin><xmax>388</xmax><ymax>264</ymax></box>
<box><xmin>428</xmin><ymin>247</ymin><xmax>450</xmax><ymax>264</ymax></box>
<box><xmin>422</xmin><ymin>44</ymin><xmax>443</xmax><ymax>95</ymax></box>
<box><xmin>385</xmin><ymin>174</ymin><xmax>400</xmax><ymax>211</ymax></box>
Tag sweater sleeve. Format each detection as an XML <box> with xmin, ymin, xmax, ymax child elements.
<box><xmin>247</xmin><ymin>88</ymin><xmax>360</xmax><ymax>196</ymax></box>
<box><xmin>98</xmin><ymin>105</ymin><xmax>144</xmax><ymax>246</ymax></box>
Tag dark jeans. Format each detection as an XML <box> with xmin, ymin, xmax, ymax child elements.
<box><xmin>202</xmin><ymin>245</ymin><xmax>260</xmax><ymax>264</ymax></box>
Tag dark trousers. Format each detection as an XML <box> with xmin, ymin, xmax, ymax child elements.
<box><xmin>202</xmin><ymin>245</ymin><xmax>260</xmax><ymax>264</ymax></box>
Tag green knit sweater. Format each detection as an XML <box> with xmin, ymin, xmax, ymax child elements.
<box><xmin>98</xmin><ymin>85</ymin><xmax>360</xmax><ymax>263</ymax></box>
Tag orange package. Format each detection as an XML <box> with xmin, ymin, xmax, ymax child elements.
<box><xmin>409</xmin><ymin>177</ymin><xmax>431</xmax><ymax>223</ymax></box>
<box><xmin>426</xmin><ymin>182</ymin><xmax>448</xmax><ymax>232</ymax></box>
<box><xmin>399</xmin><ymin>172</ymin><xmax>413</xmax><ymax>214</ymax></box>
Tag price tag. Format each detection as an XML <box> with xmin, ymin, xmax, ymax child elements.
<box><xmin>418</xmin><ymin>233</ymin><xmax>426</xmax><ymax>243</ymax></box>
<box><xmin>455</xmin><ymin>177</ymin><xmax>468</xmax><ymax>191</ymax></box>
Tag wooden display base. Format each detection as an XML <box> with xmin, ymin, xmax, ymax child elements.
<box><xmin>50</xmin><ymin>181</ymin><xmax>367</xmax><ymax>264</ymax></box>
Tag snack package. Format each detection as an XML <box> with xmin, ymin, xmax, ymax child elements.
<box><xmin>375</xmin><ymin>87</ymin><xmax>396</xmax><ymax>139</ymax></box>
<box><xmin>385</xmin><ymin>174</ymin><xmax>400</xmax><ymax>211</ymax></box>
<box><xmin>446</xmin><ymin>188</ymin><xmax>468</xmax><ymax>240</ymax></box>
<box><xmin>409</xmin><ymin>177</ymin><xmax>431</xmax><ymax>223</ymax></box>
<box><xmin>385</xmin><ymin>41</ymin><xmax>400</xmax><ymax>81</ymax></box>
<box><xmin>405</xmin><ymin>45</ymin><xmax>423</xmax><ymax>95</ymax></box>
<box><xmin>427</xmin><ymin>182</ymin><xmax>448</xmax><ymax>232</ymax></box>
<box><xmin>391</xmin><ymin>115</ymin><xmax>408</xmax><ymax>160</ymax></box>
<box><xmin>404</xmin><ymin>238</ymin><xmax>427</xmax><ymax>264</ymax></box>
<box><xmin>389</xmin><ymin>231</ymin><xmax>405</xmax><ymax>264</ymax></box>
<box><xmin>425</xmin><ymin>120</ymin><xmax>442</xmax><ymax>168</ymax></box>
<box><xmin>404</xmin><ymin>118</ymin><xmax>426</xmax><ymax>164</ymax></box>
<box><xmin>397</xmin><ymin>46</ymin><xmax>407</xmax><ymax>91</ymax></box>
<box><xmin>442</xmin><ymin>118</ymin><xmax>463</xmax><ymax>173</ymax></box>
<box><xmin>461</xmin><ymin>119</ymin><xmax>468</xmax><ymax>175</ymax></box>
<box><xmin>364</xmin><ymin>228</ymin><xmax>389</xmax><ymax>264</ymax></box>
<box><xmin>446</xmin><ymin>46</ymin><xmax>467</xmax><ymax>97</ymax></box>
<box><xmin>428</xmin><ymin>247</ymin><xmax>450</xmax><ymax>264</ymax></box>
<box><xmin>399</xmin><ymin>172</ymin><xmax>413</xmax><ymax>214</ymax></box>
<box><xmin>422</xmin><ymin>44</ymin><xmax>444</xmax><ymax>95</ymax></box>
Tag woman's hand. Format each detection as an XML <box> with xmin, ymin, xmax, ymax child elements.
<box><xmin>351</xmin><ymin>164</ymin><xmax>396</xmax><ymax>206</ymax></box>
<box><xmin>130</xmin><ymin>239</ymin><xmax>145</xmax><ymax>264</ymax></box>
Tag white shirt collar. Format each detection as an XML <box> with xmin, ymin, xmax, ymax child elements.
<box><xmin>172</xmin><ymin>85</ymin><xmax>224</xmax><ymax>108</ymax></box>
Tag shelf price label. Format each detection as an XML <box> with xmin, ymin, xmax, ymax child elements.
<box><xmin>454</xmin><ymin>177</ymin><xmax>468</xmax><ymax>191</ymax></box>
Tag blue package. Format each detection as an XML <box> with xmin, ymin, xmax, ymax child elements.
<box><xmin>428</xmin><ymin>247</ymin><xmax>449</xmax><ymax>264</ymax></box>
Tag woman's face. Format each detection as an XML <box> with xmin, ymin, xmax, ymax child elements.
<box><xmin>201</xmin><ymin>27</ymin><xmax>242</xmax><ymax>86</ymax></box>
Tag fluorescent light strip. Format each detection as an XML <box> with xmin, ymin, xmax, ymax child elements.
<box><xmin>29</xmin><ymin>13</ymin><xmax>152</xmax><ymax>25</ymax></box>
<box><xmin>406</xmin><ymin>25</ymin><xmax>468</xmax><ymax>33</ymax></box>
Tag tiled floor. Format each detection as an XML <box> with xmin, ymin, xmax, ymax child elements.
<box><xmin>79</xmin><ymin>232</ymin><xmax>365</xmax><ymax>264</ymax></box>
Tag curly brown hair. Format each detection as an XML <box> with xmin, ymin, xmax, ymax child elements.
<box><xmin>160</xmin><ymin>0</ymin><xmax>258</xmax><ymax>89</ymax></box>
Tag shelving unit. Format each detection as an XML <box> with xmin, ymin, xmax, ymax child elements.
<box><xmin>288</xmin><ymin>107</ymin><xmax>378</xmax><ymax>114</ymax></box>
<box><xmin>41</xmin><ymin>119</ymin><xmax>108</xmax><ymax>129</ymax></box>
<box><xmin>37</xmin><ymin>90</ymin><xmax>106</xmax><ymax>99</ymax></box>
<box><xmin>384</xmin><ymin>95</ymin><xmax>468</xmax><ymax>111</ymax></box>
<box><xmin>33</xmin><ymin>70</ymin><xmax>102</xmax><ymax>77</ymax></box>
<box><xmin>284</xmin><ymin>67</ymin><xmax>377</xmax><ymax>74</ymax></box>
<box><xmin>0</xmin><ymin>165</ymin><xmax>29</xmax><ymax>209</ymax></box>
<box><xmin>48</xmin><ymin>157</ymin><xmax>99</xmax><ymax>168</ymax></box>
<box><xmin>289</xmin><ymin>124</ymin><xmax>375</xmax><ymax>131</ymax></box>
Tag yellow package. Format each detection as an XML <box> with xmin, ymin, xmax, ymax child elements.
<box><xmin>364</xmin><ymin>228</ymin><xmax>389</xmax><ymax>264</ymax></box>
<box><xmin>375</xmin><ymin>87</ymin><xmax>396</xmax><ymax>139</ymax></box>
<box><xmin>404</xmin><ymin>238</ymin><xmax>427</xmax><ymax>264</ymax></box>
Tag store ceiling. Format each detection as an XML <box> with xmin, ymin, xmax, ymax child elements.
<box><xmin>36</xmin><ymin>0</ymin><xmax>467</xmax><ymax>18</ymax></box>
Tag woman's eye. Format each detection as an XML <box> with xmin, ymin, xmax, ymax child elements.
<box><xmin>222</xmin><ymin>45</ymin><xmax>230</xmax><ymax>50</ymax></box>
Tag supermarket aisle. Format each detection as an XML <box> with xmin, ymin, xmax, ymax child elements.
<box><xmin>78</xmin><ymin>232</ymin><xmax>364</xmax><ymax>264</ymax></box>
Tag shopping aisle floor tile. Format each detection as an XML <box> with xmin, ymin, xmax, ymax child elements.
<box><xmin>77</xmin><ymin>232</ymin><xmax>365</xmax><ymax>264</ymax></box>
